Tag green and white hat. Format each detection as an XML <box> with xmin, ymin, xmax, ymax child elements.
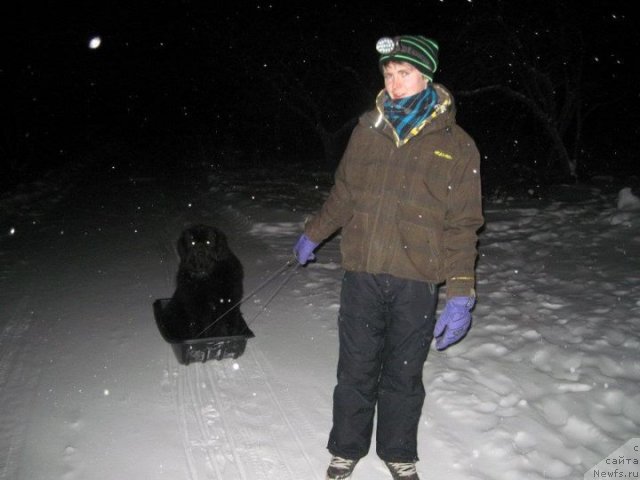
<box><xmin>377</xmin><ymin>35</ymin><xmax>439</xmax><ymax>81</ymax></box>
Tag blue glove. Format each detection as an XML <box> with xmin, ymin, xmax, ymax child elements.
<box><xmin>294</xmin><ymin>234</ymin><xmax>319</xmax><ymax>265</ymax></box>
<box><xmin>434</xmin><ymin>296</ymin><xmax>475</xmax><ymax>350</ymax></box>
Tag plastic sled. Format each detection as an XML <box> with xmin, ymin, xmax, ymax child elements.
<box><xmin>153</xmin><ymin>298</ymin><xmax>254</xmax><ymax>365</ymax></box>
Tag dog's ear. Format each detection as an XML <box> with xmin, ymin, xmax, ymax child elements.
<box><xmin>177</xmin><ymin>230</ymin><xmax>191</xmax><ymax>260</ymax></box>
<box><xmin>211</xmin><ymin>227</ymin><xmax>229</xmax><ymax>256</ymax></box>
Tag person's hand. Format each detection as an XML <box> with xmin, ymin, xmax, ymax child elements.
<box><xmin>293</xmin><ymin>234</ymin><xmax>319</xmax><ymax>265</ymax></box>
<box><xmin>434</xmin><ymin>296</ymin><xmax>475</xmax><ymax>350</ymax></box>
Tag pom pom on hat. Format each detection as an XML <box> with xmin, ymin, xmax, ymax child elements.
<box><xmin>377</xmin><ymin>35</ymin><xmax>439</xmax><ymax>81</ymax></box>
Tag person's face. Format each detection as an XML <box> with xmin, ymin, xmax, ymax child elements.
<box><xmin>383</xmin><ymin>61</ymin><xmax>428</xmax><ymax>100</ymax></box>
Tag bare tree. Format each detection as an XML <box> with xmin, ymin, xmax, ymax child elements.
<box><xmin>223</xmin><ymin>8</ymin><xmax>378</xmax><ymax>163</ymax></box>
<box><xmin>450</xmin><ymin>3</ymin><xmax>595</xmax><ymax>180</ymax></box>
<box><xmin>258</xmin><ymin>57</ymin><xmax>367</xmax><ymax>162</ymax></box>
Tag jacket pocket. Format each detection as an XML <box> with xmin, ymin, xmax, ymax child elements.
<box><xmin>396</xmin><ymin>203</ymin><xmax>443</xmax><ymax>277</ymax></box>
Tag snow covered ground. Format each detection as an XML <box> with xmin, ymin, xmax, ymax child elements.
<box><xmin>1</xmin><ymin>140</ymin><xmax>639</xmax><ymax>480</ymax></box>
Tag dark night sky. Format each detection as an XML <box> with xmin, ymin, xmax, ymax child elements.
<box><xmin>3</xmin><ymin>0</ymin><xmax>639</xmax><ymax>190</ymax></box>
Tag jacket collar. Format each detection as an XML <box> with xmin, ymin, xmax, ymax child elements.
<box><xmin>368</xmin><ymin>83</ymin><xmax>455</xmax><ymax>147</ymax></box>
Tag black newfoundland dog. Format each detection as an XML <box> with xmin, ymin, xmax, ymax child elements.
<box><xmin>163</xmin><ymin>224</ymin><xmax>253</xmax><ymax>340</ymax></box>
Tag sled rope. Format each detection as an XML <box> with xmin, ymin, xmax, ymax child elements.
<box><xmin>196</xmin><ymin>258</ymin><xmax>297</xmax><ymax>337</ymax></box>
<box><xmin>246</xmin><ymin>259</ymin><xmax>299</xmax><ymax>327</ymax></box>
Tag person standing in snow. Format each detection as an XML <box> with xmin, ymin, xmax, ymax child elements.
<box><xmin>293</xmin><ymin>35</ymin><xmax>484</xmax><ymax>480</ymax></box>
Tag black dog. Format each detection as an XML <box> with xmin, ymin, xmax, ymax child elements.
<box><xmin>163</xmin><ymin>224</ymin><xmax>253</xmax><ymax>340</ymax></box>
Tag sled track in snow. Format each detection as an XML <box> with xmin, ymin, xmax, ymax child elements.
<box><xmin>0</xmin><ymin>296</ymin><xmax>41</xmax><ymax>480</ymax></box>
<box><xmin>170</xmin><ymin>344</ymin><xmax>322</xmax><ymax>480</ymax></box>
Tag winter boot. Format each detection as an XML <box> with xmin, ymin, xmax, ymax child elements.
<box><xmin>326</xmin><ymin>456</ymin><xmax>359</xmax><ymax>479</ymax></box>
<box><xmin>385</xmin><ymin>461</ymin><xmax>420</xmax><ymax>479</ymax></box>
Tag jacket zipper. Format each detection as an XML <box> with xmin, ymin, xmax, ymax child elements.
<box><xmin>366</xmin><ymin>144</ymin><xmax>395</xmax><ymax>271</ymax></box>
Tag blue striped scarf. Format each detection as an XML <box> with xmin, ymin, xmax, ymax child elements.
<box><xmin>383</xmin><ymin>86</ymin><xmax>438</xmax><ymax>142</ymax></box>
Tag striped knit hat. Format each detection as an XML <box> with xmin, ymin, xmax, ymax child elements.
<box><xmin>377</xmin><ymin>35</ymin><xmax>439</xmax><ymax>81</ymax></box>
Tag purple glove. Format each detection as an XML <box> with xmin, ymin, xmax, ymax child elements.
<box><xmin>294</xmin><ymin>234</ymin><xmax>319</xmax><ymax>265</ymax></box>
<box><xmin>434</xmin><ymin>296</ymin><xmax>475</xmax><ymax>350</ymax></box>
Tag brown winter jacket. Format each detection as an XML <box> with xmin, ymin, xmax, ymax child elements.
<box><xmin>304</xmin><ymin>84</ymin><xmax>484</xmax><ymax>298</ymax></box>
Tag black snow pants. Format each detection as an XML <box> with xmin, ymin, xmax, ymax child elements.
<box><xmin>327</xmin><ymin>271</ymin><xmax>438</xmax><ymax>463</ymax></box>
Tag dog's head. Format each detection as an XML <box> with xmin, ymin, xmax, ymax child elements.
<box><xmin>177</xmin><ymin>224</ymin><xmax>230</xmax><ymax>278</ymax></box>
